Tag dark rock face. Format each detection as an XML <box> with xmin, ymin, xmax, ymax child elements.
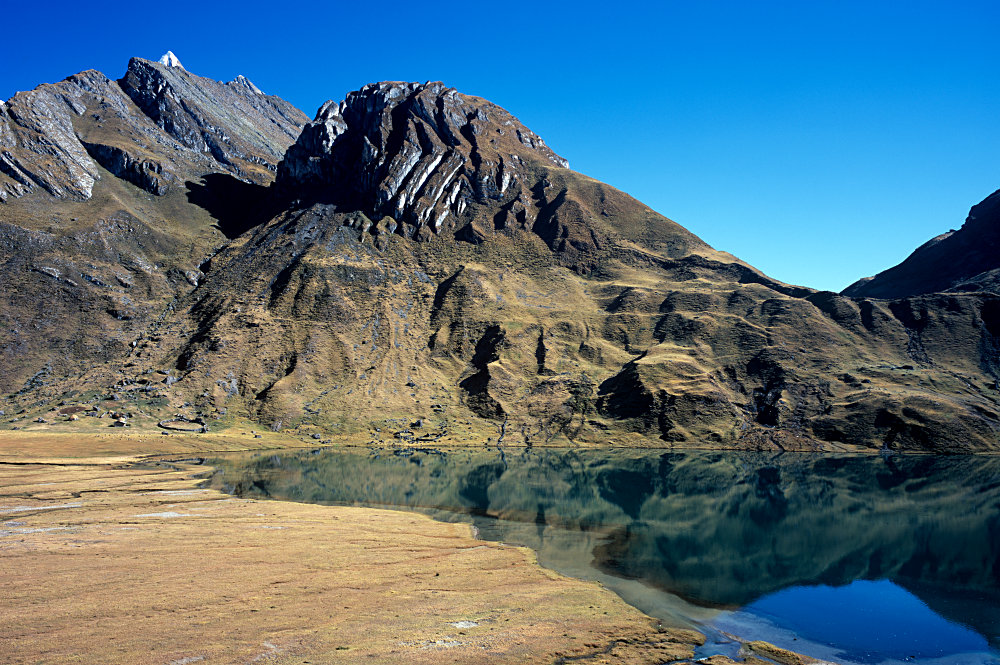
<box><xmin>843</xmin><ymin>188</ymin><xmax>1000</xmax><ymax>298</ymax></box>
<box><xmin>278</xmin><ymin>82</ymin><xmax>572</xmax><ymax>242</ymax></box>
<box><xmin>80</xmin><ymin>141</ymin><xmax>167</xmax><ymax>195</ymax></box>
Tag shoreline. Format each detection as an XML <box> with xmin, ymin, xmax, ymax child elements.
<box><xmin>0</xmin><ymin>432</ymin><xmax>828</xmax><ymax>664</ymax></box>
<box><xmin>0</xmin><ymin>432</ymin><xmax>706</xmax><ymax>664</ymax></box>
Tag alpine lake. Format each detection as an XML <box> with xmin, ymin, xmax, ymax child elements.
<box><xmin>207</xmin><ymin>446</ymin><xmax>1000</xmax><ymax>665</ymax></box>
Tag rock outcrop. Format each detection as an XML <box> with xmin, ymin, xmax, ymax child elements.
<box><xmin>0</xmin><ymin>70</ymin><xmax>108</xmax><ymax>201</ymax></box>
<box><xmin>0</xmin><ymin>56</ymin><xmax>308</xmax><ymax>203</ymax></box>
<box><xmin>278</xmin><ymin>82</ymin><xmax>568</xmax><ymax>240</ymax></box>
<box><xmin>119</xmin><ymin>57</ymin><xmax>306</xmax><ymax>183</ymax></box>
<box><xmin>80</xmin><ymin>141</ymin><xmax>168</xmax><ymax>195</ymax></box>
<box><xmin>274</xmin><ymin>82</ymin><xmax>697</xmax><ymax>267</ymax></box>
<box><xmin>843</xmin><ymin>188</ymin><xmax>1000</xmax><ymax>298</ymax></box>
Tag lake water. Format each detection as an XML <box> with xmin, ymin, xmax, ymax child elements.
<box><xmin>209</xmin><ymin>447</ymin><xmax>1000</xmax><ymax>665</ymax></box>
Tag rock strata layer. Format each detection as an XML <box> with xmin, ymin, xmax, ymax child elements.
<box><xmin>278</xmin><ymin>82</ymin><xmax>569</xmax><ymax>241</ymax></box>
<box><xmin>0</xmin><ymin>57</ymin><xmax>307</xmax><ymax>203</ymax></box>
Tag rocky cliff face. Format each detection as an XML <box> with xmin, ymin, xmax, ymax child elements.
<box><xmin>843</xmin><ymin>188</ymin><xmax>1000</xmax><ymax>298</ymax></box>
<box><xmin>0</xmin><ymin>70</ymin><xmax>109</xmax><ymax>202</ymax></box>
<box><xmin>118</xmin><ymin>57</ymin><xmax>306</xmax><ymax>184</ymax></box>
<box><xmin>275</xmin><ymin>82</ymin><xmax>706</xmax><ymax>267</ymax></box>
<box><xmin>277</xmin><ymin>82</ymin><xmax>568</xmax><ymax>239</ymax></box>
<box><xmin>0</xmin><ymin>56</ymin><xmax>307</xmax><ymax>203</ymax></box>
<box><xmin>3</xmin><ymin>67</ymin><xmax>1000</xmax><ymax>453</ymax></box>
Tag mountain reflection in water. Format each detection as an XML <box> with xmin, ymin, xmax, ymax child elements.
<box><xmin>210</xmin><ymin>448</ymin><xmax>1000</xmax><ymax>663</ymax></box>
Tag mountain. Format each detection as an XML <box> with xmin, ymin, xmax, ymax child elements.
<box><xmin>1</xmin><ymin>55</ymin><xmax>305</xmax><ymax>202</ymax></box>
<box><xmin>3</xmin><ymin>59</ymin><xmax>1000</xmax><ymax>452</ymax></box>
<box><xmin>843</xmin><ymin>188</ymin><xmax>1000</xmax><ymax>298</ymax></box>
<box><xmin>0</xmin><ymin>54</ymin><xmax>308</xmax><ymax>401</ymax></box>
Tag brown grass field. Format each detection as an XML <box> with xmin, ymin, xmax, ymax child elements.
<box><xmin>0</xmin><ymin>432</ymin><xmax>713</xmax><ymax>664</ymax></box>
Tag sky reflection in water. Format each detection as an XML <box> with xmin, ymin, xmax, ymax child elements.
<box><xmin>717</xmin><ymin>579</ymin><xmax>993</xmax><ymax>664</ymax></box>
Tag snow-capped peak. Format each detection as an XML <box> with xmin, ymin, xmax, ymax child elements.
<box><xmin>233</xmin><ymin>74</ymin><xmax>264</xmax><ymax>95</ymax></box>
<box><xmin>158</xmin><ymin>51</ymin><xmax>185</xmax><ymax>69</ymax></box>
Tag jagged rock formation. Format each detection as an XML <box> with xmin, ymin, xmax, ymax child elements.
<box><xmin>0</xmin><ymin>69</ymin><xmax>108</xmax><ymax>201</ymax></box>
<box><xmin>0</xmin><ymin>55</ymin><xmax>306</xmax><ymax>202</ymax></box>
<box><xmin>278</xmin><ymin>82</ymin><xmax>568</xmax><ymax>242</ymax></box>
<box><xmin>2</xmin><ymin>66</ymin><xmax>1000</xmax><ymax>452</ymax></box>
<box><xmin>275</xmin><ymin>82</ymin><xmax>697</xmax><ymax>267</ymax></box>
<box><xmin>844</xmin><ymin>188</ymin><xmax>1000</xmax><ymax>298</ymax></box>
<box><xmin>118</xmin><ymin>57</ymin><xmax>305</xmax><ymax>184</ymax></box>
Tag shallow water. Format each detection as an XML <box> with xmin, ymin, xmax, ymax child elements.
<box><xmin>209</xmin><ymin>447</ymin><xmax>1000</xmax><ymax>665</ymax></box>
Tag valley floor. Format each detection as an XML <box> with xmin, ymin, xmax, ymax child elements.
<box><xmin>0</xmin><ymin>433</ymin><xmax>822</xmax><ymax>665</ymax></box>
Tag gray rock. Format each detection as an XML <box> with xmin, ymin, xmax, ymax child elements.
<box><xmin>119</xmin><ymin>57</ymin><xmax>307</xmax><ymax>183</ymax></box>
<box><xmin>277</xmin><ymin>81</ymin><xmax>569</xmax><ymax>241</ymax></box>
<box><xmin>80</xmin><ymin>141</ymin><xmax>168</xmax><ymax>195</ymax></box>
<box><xmin>0</xmin><ymin>57</ymin><xmax>308</xmax><ymax>204</ymax></box>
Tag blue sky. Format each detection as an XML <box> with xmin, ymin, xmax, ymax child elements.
<box><xmin>3</xmin><ymin>0</ymin><xmax>997</xmax><ymax>291</ymax></box>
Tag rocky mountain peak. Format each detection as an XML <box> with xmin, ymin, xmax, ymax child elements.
<box><xmin>276</xmin><ymin>80</ymin><xmax>570</xmax><ymax>241</ymax></box>
<box><xmin>0</xmin><ymin>57</ymin><xmax>308</xmax><ymax>208</ymax></box>
<box><xmin>157</xmin><ymin>51</ymin><xmax>184</xmax><ymax>69</ymax></box>
<box><xmin>0</xmin><ymin>55</ymin><xmax>307</xmax><ymax>204</ymax></box>
<box><xmin>117</xmin><ymin>56</ymin><xmax>308</xmax><ymax>183</ymax></box>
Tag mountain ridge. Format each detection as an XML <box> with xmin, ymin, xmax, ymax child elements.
<box><xmin>0</xmin><ymin>56</ymin><xmax>308</xmax><ymax>403</ymax></box>
<box><xmin>0</xmin><ymin>57</ymin><xmax>307</xmax><ymax>204</ymax></box>
<box><xmin>2</xmin><ymin>57</ymin><xmax>1000</xmax><ymax>453</ymax></box>
<box><xmin>843</xmin><ymin>187</ymin><xmax>1000</xmax><ymax>298</ymax></box>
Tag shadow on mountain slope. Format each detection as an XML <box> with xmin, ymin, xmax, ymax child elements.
<box><xmin>185</xmin><ymin>174</ymin><xmax>278</xmax><ymax>240</ymax></box>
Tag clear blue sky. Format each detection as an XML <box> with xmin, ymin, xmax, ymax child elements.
<box><xmin>3</xmin><ymin>0</ymin><xmax>997</xmax><ymax>291</ymax></box>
